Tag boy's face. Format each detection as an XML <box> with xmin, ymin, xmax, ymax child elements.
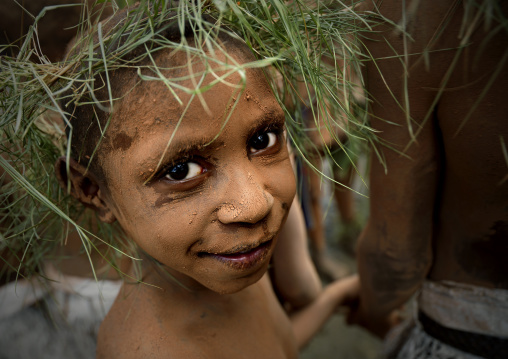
<box><xmin>97</xmin><ymin>50</ymin><xmax>296</xmax><ymax>294</ymax></box>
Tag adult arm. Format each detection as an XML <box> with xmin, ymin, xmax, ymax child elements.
<box><xmin>354</xmin><ymin>0</ymin><xmax>447</xmax><ymax>337</ymax></box>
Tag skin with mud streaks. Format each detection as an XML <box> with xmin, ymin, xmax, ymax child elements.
<box><xmin>353</xmin><ymin>0</ymin><xmax>508</xmax><ymax>337</ymax></box>
<box><xmin>56</xmin><ymin>23</ymin><xmax>363</xmax><ymax>356</ymax></box>
<box><xmin>99</xmin><ymin>49</ymin><xmax>298</xmax><ymax>358</ymax></box>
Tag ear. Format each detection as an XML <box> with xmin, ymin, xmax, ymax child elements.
<box><xmin>55</xmin><ymin>156</ymin><xmax>116</xmax><ymax>224</ymax></box>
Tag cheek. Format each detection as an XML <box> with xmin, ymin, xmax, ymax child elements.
<box><xmin>121</xmin><ymin>206</ymin><xmax>198</xmax><ymax>266</ymax></box>
<box><xmin>269</xmin><ymin>160</ymin><xmax>296</xmax><ymax>205</ymax></box>
<box><xmin>122</xmin><ymin>195</ymin><xmax>212</xmax><ymax>252</ymax></box>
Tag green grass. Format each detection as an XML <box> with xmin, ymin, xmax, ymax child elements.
<box><xmin>0</xmin><ymin>0</ymin><xmax>378</xmax><ymax>280</ymax></box>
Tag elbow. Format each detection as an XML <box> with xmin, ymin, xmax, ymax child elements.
<box><xmin>357</xmin><ymin>232</ymin><xmax>433</xmax><ymax>294</ymax></box>
<box><xmin>283</xmin><ymin>282</ymin><xmax>322</xmax><ymax>311</ymax></box>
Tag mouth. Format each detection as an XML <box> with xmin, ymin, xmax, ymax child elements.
<box><xmin>198</xmin><ymin>238</ymin><xmax>274</xmax><ymax>271</ymax></box>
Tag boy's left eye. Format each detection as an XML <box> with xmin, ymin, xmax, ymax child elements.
<box><xmin>165</xmin><ymin>161</ymin><xmax>204</xmax><ymax>181</ymax></box>
<box><xmin>248</xmin><ymin>131</ymin><xmax>278</xmax><ymax>153</ymax></box>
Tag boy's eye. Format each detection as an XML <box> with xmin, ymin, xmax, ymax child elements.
<box><xmin>165</xmin><ymin>161</ymin><xmax>204</xmax><ymax>181</ymax></box>
<box><xmin>249</xmin><ymin>131</ymin><xmax>278</xmax><ymax>153</ymax></box>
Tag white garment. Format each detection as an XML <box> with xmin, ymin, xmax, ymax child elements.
<box><xmin>0</xmin><ymin>267</ymin><xmax>122</xmax><ymax>359</ymax></box>
<box><xmin>0</xmin><ymin>265</ymin><xmax>121</xmax><ymax>324</ymax></box>
<box><xmin>380</xmin><ymin>280</ymin><xmax>508</xmax><ymax>359</ymax></box>
<box><xmin>419</xmin><ymin>280</ymin><xmax>508</xmax><ymax>337</ymax></box>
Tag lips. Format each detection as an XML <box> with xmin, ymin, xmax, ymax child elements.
<box><xmin>199</xmin><ymin>238</ymin><xmax>273</xmax><ymax>270</ymax></box>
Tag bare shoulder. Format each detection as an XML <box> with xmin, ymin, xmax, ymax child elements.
<box><xmin>97</xmin><ymin>277</ymin><xmax>297</xmax><ymax>359</ymax></box>
<box><xmin>96</xmin><ymin>284</ymin><xmax>202</xmax><ymax>359</ymax></box>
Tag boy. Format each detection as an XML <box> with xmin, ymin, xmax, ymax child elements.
<box><xmin>55</xmin><ymin>5</ymin><xmax>360</xmax><ymax>358</ymax></box>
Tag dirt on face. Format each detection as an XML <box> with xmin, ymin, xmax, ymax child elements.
<box><xmin>94</xmin><ymin>45</ymin><xmax>296</xmax><ymax>295</ymax></box>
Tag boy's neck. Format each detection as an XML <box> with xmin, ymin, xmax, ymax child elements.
<box><xmin>137</xmin><ymin>254</ymin><xmax>220</xmax><ymax>296</ymax></box>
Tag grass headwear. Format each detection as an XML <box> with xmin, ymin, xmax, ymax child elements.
<box><xmin>0</xmin><ymin>0</ymin><xmax>376</xmax><ymax>280</ymax></box>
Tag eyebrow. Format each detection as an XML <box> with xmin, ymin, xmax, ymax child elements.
<box><xmin>169</xmin><ymin>109</ymin><xmax>285</xmax><ymax>155</ymax></box>
<box><xmin>247</xmin><ymin>109</ymin><xmax>286</xmax><ymax>135</ymax></box>
<box><xmin>166</xmin><ymin>136</ymin><xmax>225</xmax><ymax>159</ymax></box>
<box><xmin>149</xmin><ymin>134</ymin><xmax>225</xmax><ymax>169</ymax></box>
<box><xmin>141</xmin><ymin>108</ymin><xmax>285</xmax><ymax>175</ymax></box>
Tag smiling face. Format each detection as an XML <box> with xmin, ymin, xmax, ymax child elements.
<box><xmin>95</xmin><ymin>47</ymin><xmax>296</xmax><ymax>294</ymax></box>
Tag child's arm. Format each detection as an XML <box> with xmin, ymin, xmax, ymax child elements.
<box><xmin>272</xmin><ymin>196</ymin><xmax>360</xmax><ymax>349</ymax></box>
<box><xmin>290</xmin><ymin>275</ymin><xmax>360</xmax><ymax>349</ymax></box>
<box><xmin>271</xmin><ymin>196</ymin><xmax>322</xmax><ymax>309</ymax></box>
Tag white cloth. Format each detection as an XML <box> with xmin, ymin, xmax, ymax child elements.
<box><xmin>0</xmin><ymin>267</ymin><xmax>122</xmax><ymax>359</ymax></box>
<box><xmin>382</xmin><ymin>322</ymin><xmax>484</xmax><ymax>359</ymax></box>
<box><xmin>0</xmin><ymin>265</ymin><xmax>121</xmax><ymax>324</ymax></box>
<box><xmin>0</xmin><ymin>279</ymin><xmax>46</xmax><ymax>321</ymax></box>
<box><xmin>418</xmin><ymin>280</ymin><xmax>508</xmax><ymax>337</ymax></box>
<box><xmin>380</xmin><ymin>280</ymin><xmax>508</xmax><ymax>359</ymax></box>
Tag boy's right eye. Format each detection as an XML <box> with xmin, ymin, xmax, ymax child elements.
<box><xmin>165</xmin><ymin>161</ymin><xmax>205</xmax><ymax>181</ymax></box>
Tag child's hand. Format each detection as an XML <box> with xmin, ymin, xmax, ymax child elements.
<box><xmin>290</xmin><ymin>274</ymin><xmax>360</xmax><ymax>349</ymax></box>
<box><xmin>325</xmin><ymin>274</ymin><xmax>360</xmax><ymax>310</ymax></box>
<box><xmin>338</xmin><ymin>274</ymin><xmax>360</xmax><ymax>305</ymax></box>
<box><xmin>347</xmin><ymin>302</ymin><xmax>404</xmax><ymax>338</ymax></box>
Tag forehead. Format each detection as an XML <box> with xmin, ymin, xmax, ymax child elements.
<box><xmin>106</xmin><ymin>46</ymin><xmax>282</xmax><ymax>148</ymax></box>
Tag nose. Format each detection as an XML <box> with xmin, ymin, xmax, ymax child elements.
<box><xmin>217</xmin><ymin>170</ymin><xmax>274</xmax><ymax>225</ymax></box>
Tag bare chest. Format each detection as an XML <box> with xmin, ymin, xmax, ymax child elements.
<box><xmin>178</xmin><ymin>281</ymin><xmax>297</xmax><ymax>358</ymax></box>
<box><xmin>121</xmin><ymin>277</ymin><xmax>299</xmax><ymax>359</ymax></box>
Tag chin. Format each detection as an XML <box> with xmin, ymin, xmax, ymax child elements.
<box><xmin>204</xmin><ymin>265</ymin><xmax>268</xmax><ymax>295</ymax></box>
